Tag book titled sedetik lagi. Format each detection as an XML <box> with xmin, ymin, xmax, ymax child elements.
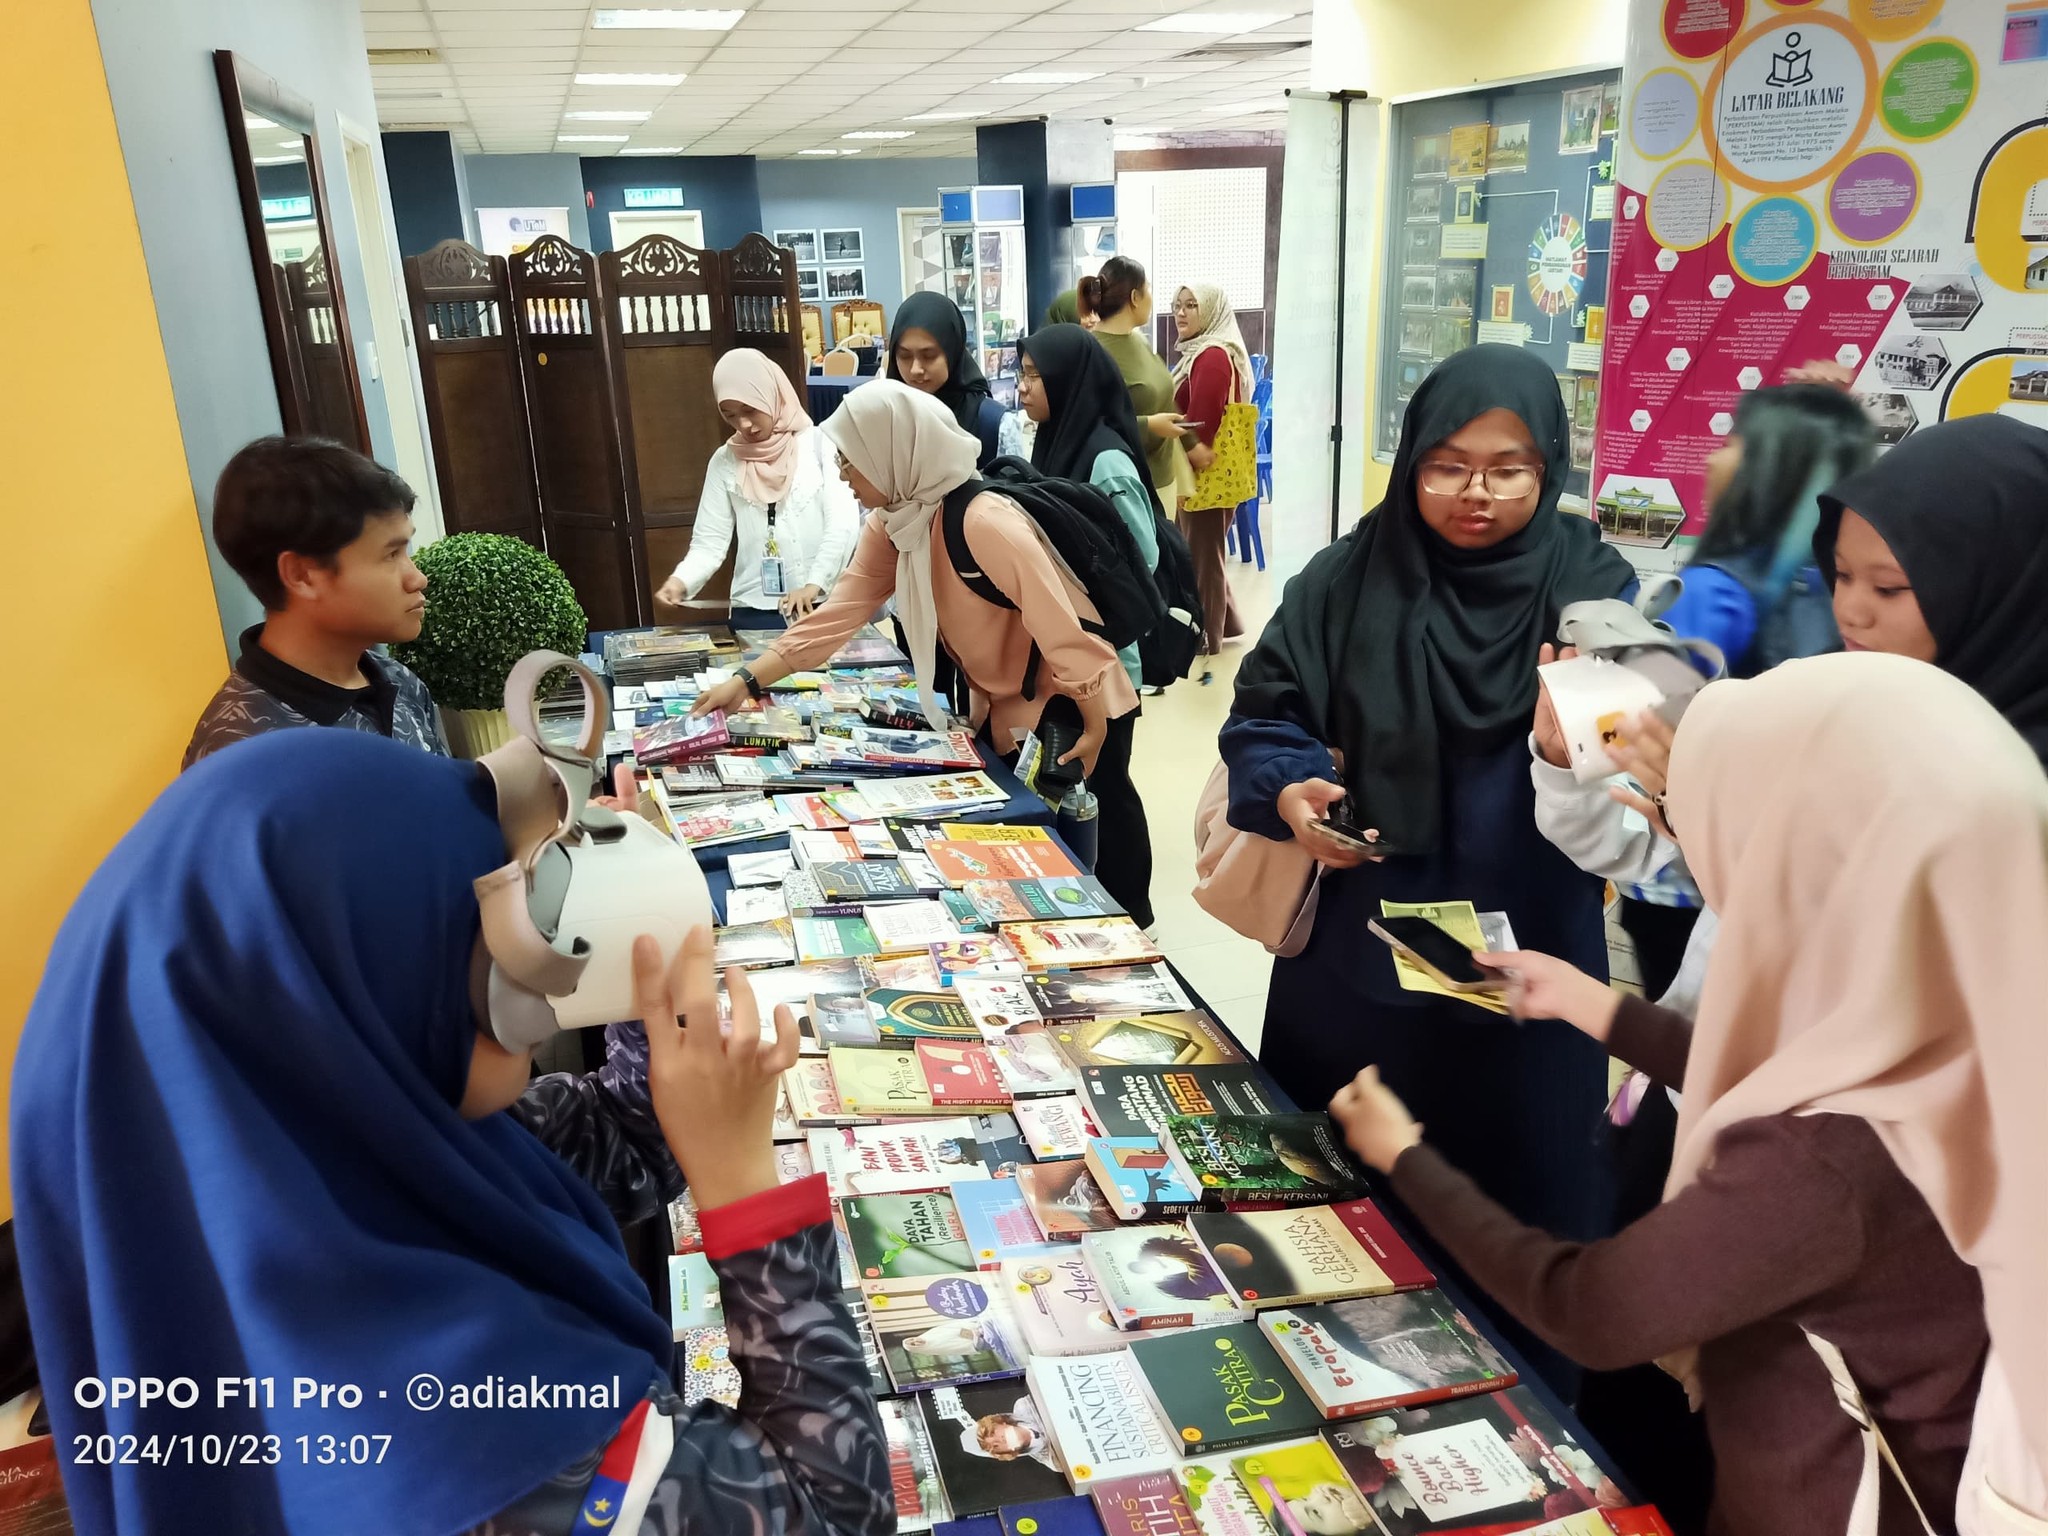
<box><xmin>1052</xmin><ymin>1013</ymin><xmax>1246</xmax><ymax>1070</ymax></box>
<box><xmin>1126</xmin><ymin>1323</ymin><xmax>1326</xmax><ymax>1458</ymax></box>
<box><xmin>1081</xmin><ymin>1067</ymin><xmax>1293</xmax><ymax>1141</ymax></box>
<box><xmin>1160</xmin><ymin>1114</ymin><xmax>1371</xmax><ymax>1206</ymax></box>
<box><xmin>832</xmin><ymin>1048</ymin><xmax>939</xmax><ymax>1116</ymax></box>
<box><xmin>844</xmin><ymin>1192</ymin><xmax>975</xmax><ymax>1283</ymax></box>
<box><xmin>1090</xmin><ymin>1470</ymin><xmax>1202</xmax><ymax>1536</ymax></box>
<box><xmin>1006</xmin><ymin>918</ymin><xmax>1163</xmax><ymax>971</ymax></box>
<box><xmin>1085</xmin><ymin>1137</ymin><xmax>1209</xmax><ymax>1221</ymax></box>
<box><xmin>1258</xmin><ymin>1291</ymin><xmax>1515</xmax><ymax>1419</ymax></box>
<box><xmin>917</xmin><ymin>1040</ymin><xmax>1013</xmax><ymax>1108</ymax></box>
<box><xmin>1003</xmin><ymin>1251</ymin><xmax>1124</xmax><ymax>1356</ymax></box>
<box><xmin>1026</xmin><ymin>1353</ymin><xmax>1181</xmax><ymax>1488</ymax></box>
<box><xmin>1186</xmin><ymin>1207</ymin><xmax>1411</xmax><ymax>1311</ymax></box>
<box><xmin>1081</xmin><ymin>1225</ymin><xmax>1242</xmax><ymax>1332</ymax></box>
<box><xmin>807</xmin><ymin>1120</ymin><xmax>992</xmax><ymax>1197</ymax></box>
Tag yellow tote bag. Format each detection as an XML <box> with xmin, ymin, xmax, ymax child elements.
<box><xmin>1184</xmin><ymin>399</ymin><xmax>1258</xmax><ymax>511</ymax></box>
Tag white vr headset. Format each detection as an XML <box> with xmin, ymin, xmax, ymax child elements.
<box><xmin>469</xmin><ymin>650</ymin><xmax>713</xmax><ymax>1050</ymax></box>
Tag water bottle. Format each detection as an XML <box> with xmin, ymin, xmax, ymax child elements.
<box><xmin>1056</xmin><ymin>779</ymin><xmax>1100</xmax><ymax>871</ymax></box>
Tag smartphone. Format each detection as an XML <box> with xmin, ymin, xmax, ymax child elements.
<box><xmin>1320</xmin><ymin>797</ymin><xmax>1401</xmax><ymax>858</ymax></box>
<box><xmin>1367</xmin><ymin>916</ymin><xmax>1495</xmax><ymax>991</ymax></box>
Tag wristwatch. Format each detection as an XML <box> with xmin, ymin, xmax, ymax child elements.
<box><xmin>735</xmin><ymin>664</ymin><xmax>765</xmax><ymax>701</ymax></box>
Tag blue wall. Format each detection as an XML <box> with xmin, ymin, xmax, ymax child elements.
<box><xmin>462</xmin><ymin>153</ymin><xmax>592</xmax><ymax>250</ymax></box>
<box><xmin>382</xmin><ymin>131</ymin><xmax>465</xmax><ymax>256</ymax></box>
<box><xmin>580</xmin><ymin>155</ymin><xmax>761</xmax><ymax>251</ymax></box>
<box><xmin>757</xmin><ymin>156</ymin><xmax>975</xmax><ymax>322</ymax></box>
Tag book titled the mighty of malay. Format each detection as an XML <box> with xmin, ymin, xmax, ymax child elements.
<box><xmin>917</xmin><ymin>1040</ymin><xmax>1014</xmax><ymax>1108</ymax></box>
<box><xmin>1258</xmin><ymin>1290</ymin><xmax>1515</xmax><ymax>1419</ymax></box>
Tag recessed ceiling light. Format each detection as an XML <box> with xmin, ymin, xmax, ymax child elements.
<box><xmin>566</xmin><ymin>110</ymin><xmax>652</xmax><ymax>121</ymax></box>
<box><xmin>903</xmin><ymin>111</ymin><xmax>981</xmax><ymax>122</ymax></box>
<box><xmin>1202</xmin><ymin>98</ymin><xmax>1285</xmax><ymax>115</ymax></box>
<box><xmin>558</xmin><ymin>133</ymin><xmax>632</xmax><ymax>142</ymax></box>
<box><xmin>593</xmin><ymin>8</ymin><xmax>745</xmax><ymax>28</ymax></box>
<box><xmin>619</xmin><ymin>146</ymin><xmax>686</xmax><ymax>154</ymax></box>
<box><xmin>1135</xmin><ymin>9</ymin><xmax>1291</xmax><ymax>31</ymax></box>
<box><xmin>575</xmin><ymin>72</ymin><xmax>688</xmax><ymax>85</ymax></box>
<box><xmin>842</xmin><ymin>130</ymin><xmax>914</xmax><ymax>139</ymax></box>
<box><xmin>993</xmin><ymin>71</ymin><xmax>1101</xmax><ymax>85</ymax></box>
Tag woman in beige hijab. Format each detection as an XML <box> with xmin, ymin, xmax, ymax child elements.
<box><xmin>1330</xmin><ymin>651</ymin><xmax>2048</xmax><ymax>1536</ymax></box>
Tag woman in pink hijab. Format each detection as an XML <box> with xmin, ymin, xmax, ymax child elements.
<box><xmin>655</xmin><ymin>348</ymin><xmax>860</xmax><ymax>627</ymax></box>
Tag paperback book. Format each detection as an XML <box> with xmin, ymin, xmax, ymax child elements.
<box><xmin>928</xmin><ymin>840</ymin><xmax>1085</xmax><ymax>886</ymax></box>
<box><xmin>960</xmin><ymin>876</ymin><xmax>1126</xmax><ymax>924</ymax></box>
<box><xmin>931</xmin><ymin>935</ymin><xmax>1025</xmax><ymax>984</ymax></box>
<box><xmin>1051</xmin><ymin>1013</ymin><xmax>1245</xmax><ymax>1070</ymax></box>
<box><xmin>866</xmin><ymin>900</ymin><xmax>964</xmax><ymax>954</ymax></box>
<box><xmin>882</xmin><ymin>1397</ymin><xmax>952</xmax><ymax>1533</ymax></box>
<box><xmin>1085</xmin><ymin>1137</ymin><xmax>1209</xmax><ymax>1221</ymax></box>
<box><xmin>728</xmin><ymin>848</ymin><xmax>798</xmax><ymax>886</ymax></box>
<box><xmin>1003</xmin><ymin>1251</ymin><xmax>1124</xmax><ymax>1356</ymax></box>
<box><xmin>868</xmin><ymin>1276</ymin><xmax>1028</xmax><ymax>1394</ymax></box>
<box><xmin>680</xmin><ymin>1325</ymin><xmax>742</xmax><ymax>1409</ymax></box>
<box><xmin>844</xmin><ymin>771</ymin><xmax>1010</xmax><ymax>820</ymax></box>
<box><xmin>1027</xmin><ymin>966</ymin><xmax>1194</xmax><ymax>1022</ymax></box>
<box><xmin>808</xmin><ymin>1120</ymin><xmax>991</xmax><ymax>1197</ymax></box>
<box><xmin>1127</xmin><ymin>1324</ymin><xmax>1326</xmax><ymax>1458</ymax></box>
<box><xmin>791</xmin><ymin>828</ymin><xmax>865</xmax><ymax>866</ymax></box>
<box><xmin>832</xmin><ymin>1048</ymin><xmax>938</xmax><ymax>1116</ymax></box>
<box><xmin>986</xmin><ymin>1030</ymin><xmax>1080</xmax><ymax>1097</ymax></box>
<box><xmin>1178</xmin><ymin>1454</ymin><xmax>1273</xmax><ymax>1536</ymax></box>
<box><xmin>1258</xmin><ymin>1291</ymin><xmax>1514</xmax><ymax>1418</ymax></box>
<box><xmin>850</xmin><ymin>725</ymin><xmax>984</xmax><ymax>770</ymax></box>
<box><xmin>1328</xmin><ymin>1202</ymin><xmax>1434</xmax><ymax>1292</ymax></box>
<box><xmin>1090</xmin><ymin>1470</ymin><xmax>1203</xmax><ymax>1536</ymax></box>
<box><xmin>809</xmin><ymin>991</ymin><xmax>883</xmax><ymax>1048</ymax></box>
<box><xmin>843</xmin><ymin>1192</ymin><xmax>975</xmax><ymax>1282</ymax></box>
<box><xmin>959</xmin><ymin>978</ymin><xmax>1045</xmax><ymax>1036</ymax></box>
<box><xmin>1014</xmin><ymin>1095</ymin><xmax>1099</xmax><ymax>1160</ymax></box>
<box><xmin>1229</xmin><ymin>1438</ymin><xmax>1372</xmax><ymax>1536</ymax></box>
<box><xmin>1320</xmin><ymin>1385</ymin><xmax>1621</xmax><ymax>1535</ymax></box>
<box><xmin>937</xmin><ymin>821</ymin><xmax>1055</xmax><ymax>844</ymax></box>
<box><xmin>862</xmin><ymin>953</ymin><xmax>946</xmax><ymax>992</ymax></box>
<box><xmin>713</xmin><ymin>919</ymin><xmax>796</xmax><ymax>970</ymax></box>
<box><xmin>917</xmin><ymin>1040</ymin><xmax>1014</xmax><ymax>1108</ymax></box>
<box><xmin>668</xmin><ymin>795</ymin><xmax>785</xmax><ymax>848</ymax></box>
<box><xmin>973</xmin><ymin>1111</ymin><xmax>1033</xmax><ymax>1177</ymax></box>
<box><xmin>794</xmin><ymin>915</ymin><xmax>882</xmax><ymax>963</ymax></box>
<box><xmin>1186</xmin><ymin>1207</ymin><xmax>1410</xmax><ymax>1311</ymax></box>
<box><xmin>811</xmin><ymin>860</ymin><xmax>919</xmax><ymax>901</ymax></box>
<box><xmin>1017</xmin><ymin>1160</ymin><xmax>1120</xmax><ymax>1241</ymax></box>
<box><xmin>1006</xmin><ymin>919</ymin><xmax>1162</xmax><ymax>972</ymax></box>
<box><xmin>1081</xmin><ymin>1226</ymin><xmax>1242</xmax><ymax>1332</ymax></box>
<box><xmin>1080</xmin><ymin>1067</ymin><xmax>1293</xmax><ymax>1141</ymax></box>
<box><xmin>723</xmin><ymin>885</ymin><xmax>789</xmax><ymax>925</ymax></box>
<box><xmin>1027</xmin><ymin>1352</ymin><xmax>1181</xmax><ymax>1488</ymax></box>
<box><xmin>785</xmin><ymin>1057</ymin><xmax>870</xmax><ymax>1126</ymax></box>
<box><xmin>868</xmin><ymin>989</ymin><xmax>980</xmax><ymax>1041</ymax></box>
<box><xmin>917</xmin><ymin>1381</ymin><xmax>1073</xmax><ymax>1514</ymax></box>
<box><xmin>633</xmin><ymin>710</ymin><xmax>730</xmax><ymax>765</ymax></box>
<box><xmin>954</xmin><ymin>1179</ymin><xmax>1066</xmax><ymax>1270</ymax></box>
<box><xmin>1160</xmin><ymin>1114</ymin><xmax>1371</xmax><ymax>1206</ymax></box>
<box><xmin>667</xmin><ymin>1252</ymin><xmax>722</xmax><ymax>1336</ymax></box>
<box><xmin>998</xmin><ymin>1496</ymin><xmax>1105</xmax><ymax>1536</ymax></box>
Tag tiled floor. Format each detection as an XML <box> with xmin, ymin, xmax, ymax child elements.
<box><xmin>1128</xmin><ymin>546</ymin><xmax>1278</xmax><ymax>1053</ymax></box>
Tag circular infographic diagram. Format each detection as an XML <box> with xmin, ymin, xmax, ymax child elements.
<box><xmin>1526</xmin><ymin>213</ymin><xmax>1589</xmax><ymax>316</ymax></box>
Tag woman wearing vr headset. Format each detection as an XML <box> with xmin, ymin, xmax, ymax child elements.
<box><xmin>12</xmin><ymin>728</ymin><xmax>892</xmax><ymax>1536</ymax></box>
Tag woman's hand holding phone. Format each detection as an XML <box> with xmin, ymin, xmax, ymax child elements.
<box><xmin>1278</xmin><ymin>779</ymin><xmax>1387</xmax><ymax>867</ymax></box>
<box><xmin>1471</xmin><ymin>949</ymin><xmax>1620</xmax><ymax>1040</ymax></box>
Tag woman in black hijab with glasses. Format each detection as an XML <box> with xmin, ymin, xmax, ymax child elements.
<box><xmin>1219</xmin><ymin>344</ymin><xmax>1635</xmax><ymax>1379</ymax></box>
<box><xmin>887</xmin><ymin>291</ymin><xmax>1004</xmax><ymax>468</ymax></box>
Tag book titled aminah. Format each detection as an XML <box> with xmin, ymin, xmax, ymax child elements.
<box><xmin>1127</xmin><ymin>1322</ymin><xmax>1326</xmax><ymax>1458</ymax></box>
<box><xmin>1160</xmin><ymin>1113</ymin><xmax>1371</xmax><ymax>1206</ymax></box>
<box><xmin>1080</xmin><ymin>1067</ymin><xmax>1293</xmax><ymax>1141</ymax></box>
<box><xmin>1186</xmin><ymin>1206</ymin><xmax>1411</xmax><ymax>1311</ymax></box>
<box><xmin>1081</xmin><ymin>1225</ymin><xmax>1241</xmax><ymax>1332</ymax></box>
<box><xmin>1027</xmin><ymin>1351</ymin><xmax>1181</xmax><ymax>1489</ymax></box>
<box><xmin>1258</xmin><ymin>1290</ymin><xmax>1515</xmax><ymax>1419</ymax></box>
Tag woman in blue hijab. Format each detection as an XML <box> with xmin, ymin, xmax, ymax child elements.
<box><xmin>12</xmin><ymin>728</ymin><xmax>890</xmax><ymax>1536</ymax></box>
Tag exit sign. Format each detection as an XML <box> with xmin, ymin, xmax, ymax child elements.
<box><xmin>623</xmin><ymin>186</ymin><xmax>684</xmax><ymax>209</ymax></box>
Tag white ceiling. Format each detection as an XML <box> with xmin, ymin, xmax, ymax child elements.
<box><xmin>361</xmin><ymin>0</ymin><xmax>1309</xmax><ymax>157</ymax></box>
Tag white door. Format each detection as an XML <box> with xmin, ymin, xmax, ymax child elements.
<box><xmin>339</xmin><ymin>121</ymin><xmax>443</xmax><ymax>541</ymax></box>
<box><xmin>610</xmin><ymin>208</ymin><xmax>706</xmax><ymax>251</ymax></box>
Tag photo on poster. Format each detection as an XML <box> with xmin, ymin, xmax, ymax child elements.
<box><xmin>1432</xmin><ymin>314</ymin><xmax>1472</xmax><ymax>357</ymax></box>
<box><xmin>1594</xmin><ymin>479</ymin><xmax>1685</xmax><ymax>548</ymax></box>
<box><xmin>1396</xmin><ymin>356</ymin><xmax>1433</xmax><ymax>394</ymax></box>
<box><xmin>2009</xmin><ymin>358</ymin><xmax>2048</xmax><ymax>404</ymax></box>
<box><xmin>1902</xmin><ymin>274</ymin><xmax>1983</xmax><ymax>331</ymax></box>
<box><xmin>1855</xmin><ymin>392</ymin><xmax>1918</xmax><ymax>446</ymax></box>
<box><xmin>1559</xmin><ymin>86</ymin><xmax>1603</xmax><ymax>154</ymax></box>
<box><xmin>1453</xmin><ymin>184</ymin><xmax>1478</xmax><ymax>224</ymax></box>
<box><xmin>1490</xmin><ymin>284</ymin><xmax>1516</xmax><ymax>323</ymax></box>
<box><xmin>825</xmin><ymin>265</ymin><xmax>867</xmax><ymax>299</ymax></box>
<box><xmin>1405</xmin><ymin>183</ymin><xmax>1443</xmax><ymax>223</ymax></box>
<box><xmin>1570</xmin><ymin>423</ymin><xmax>1595</xmax><ymax>472</ymax></box>
<box><xmin>1448</xmin><ymin>123</ymin><xmax>1489</xmax><ymax>179</ymax></box>
<box><xmin>1412</xmin><ymin>133</ymin><xmax>1449</xmax><ymax>178</ymax></box>
<box><xmin>1583</xmin><ymin>305</ymin><xmax>1606</xmax><ymax>345</ymax></box>
<box><xmin>822</xmin><ymin>229</ymin><xmax>864</xmax><ymax>262</ymax></box>
<box><xmin>1486</xmin><ymin>122</ymin><xmax>1529</xmax><ymax>174</ymax></box>
<box><xmin>796</xmin><ymin>268</ymin><xmax>821</xmax><ymax>301</ymax></box>
<box><xmin>1399</xmin><ymin>314</ymin><xmax>1435</xmax><ymax>355</ymax></box>
<box><xmin>774</xmin><ymin>229</ymin><xmax>820</xmax><ymax>264</ymax></box>
<box><xmin>1875</xmin><ymin>333</ymin><xmax>1951</xmax><ymax>391</ymax></box>
<box><xmin>1401</xmin><ymin>274</ymin><xmax>1436</xmax><ymax>310</ymax></box>
<box><xmin>1401</xmin><ymin>224</ymin><xmax>1438</xmax><ymax>269</ymax></box>
<box><xmin>1599</xmin><ymin>80</ymin><xmax>1621</xmax><ymax>137</ymax></box>
<box><xmin>1573</xmin><ymin>375</ymin><xmax>1599</xmax><ymax>431</ymax></box>
<box><xmin>1435</xmin><ymin>266</ymin><xmax>1476</xmax><ymax>314</ymax></box>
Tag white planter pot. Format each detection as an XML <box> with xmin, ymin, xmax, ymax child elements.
<box><xmin>440</xmin><ymin>706</ymin><xmax>514</xmax><ymax>760</ymax></box>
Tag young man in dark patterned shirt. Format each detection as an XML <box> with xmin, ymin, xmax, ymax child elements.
<box><xmin>184</xmin><ymin>435</ymin><xmax>447</xmax><ymax>768</ymax></box>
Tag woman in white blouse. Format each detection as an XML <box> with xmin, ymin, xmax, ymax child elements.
<box><xmin>656</xmin><ymin>348</ymin><xmax>861</xmax><ymax>625</ymax></box>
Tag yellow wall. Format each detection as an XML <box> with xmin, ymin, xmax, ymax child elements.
<box><xmin>1324</xmin><ymin>0</ymin><xmax>1630</xmax><ymax>513</ymax></box>
<box><xmin>0</xmin><ymin>0</ymin><xmax>227</xmax><ymax>1216</ymax></box>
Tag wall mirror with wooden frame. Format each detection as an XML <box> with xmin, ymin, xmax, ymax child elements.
<box><xmin>213</xmin><ymin>50</ymin><xmax>370</xmax><ymax>452</ymax></box>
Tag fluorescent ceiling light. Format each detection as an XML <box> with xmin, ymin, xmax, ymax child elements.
<box><xmin>903</xmin><ymin>111</ymin><xmax>980</xmax><ymax>121</ymax></box>
<box><xmin>558</xmin><ymin>133</ymin><xmax>631</xmax><ymax>142</ymax></box>
<box><xmin>566</xmin><ymin>109</ymin><xmax>652</xmax><ymax>121</ymax></box>
<box><xmin>243</xmin><ymin>113</ymin><xmax>276</xmax><ymax>129</ymax></box>
<box><xmin>593</xmin><ymin>8</ymin><xmax>746</xmax><ymax>28</ymax></box>
<box><xmin>252</xmin><ymin>153</ymin><xmax>305</xmax><ymax>166</ymax></box>
<box><xmin>842</xmin><ymin>130</ymin><xmax>914</xmax><ymax>139</ymax></box>
<box><xmin>993</xmin><ymin>70</ymin><xmax>1101</xmax><ymax>85</ymax></box>
<box><xmin>1202</xmin><ymin>98</ymin><xmax>1285</xmax><ymax>114</ymax></box>
<box><xmin>575</xmin><ymin>71</ymin><xmax>688</xmax><ymax>85</ymax></box>
<box><xmin>797</xmin><ymin>147</ymin><xmax>860</xmax><ymax>155</ymax></box>
<box><xmin>1135</xmin><ymin>9</ymin><xmax>1291</xmax><ymax>30</ymax></box>
<box><xmin>620</xmin><ymin>146</ymin><xmax>686</xmax><ymax>154</ymax></box>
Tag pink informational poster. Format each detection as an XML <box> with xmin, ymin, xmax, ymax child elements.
<box><xmin>1597</xmin><ymin>0</ymin><xmax>2048</xmax><ymax>550</ymax></box>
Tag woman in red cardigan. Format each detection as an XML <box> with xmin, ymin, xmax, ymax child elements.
<box><xmin>1170</xmin><ymin>283</ymin><xmax>1249</xmax><ymax>656</ymax></box>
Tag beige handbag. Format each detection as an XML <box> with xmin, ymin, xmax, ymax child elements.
<box><xmin>1191</xmin><ymin>759</ymin><xmax>1324</xmax><ymax>956</ymax></box>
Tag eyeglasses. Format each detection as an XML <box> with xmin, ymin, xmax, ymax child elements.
<box><xmin>1171</xmin><ymin>300</ymin><xmax>1201</xmax><ymax>314</ymax></box>
<box><xmin>1416</xmin><ymin>462</ymin><xmax>1542</xmax><ymax>498</ymax></box>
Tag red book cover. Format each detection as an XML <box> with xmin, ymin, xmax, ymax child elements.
<box><xmin>1090</xmin><ymin>1470</ymin><xmax>1201</xmax><ymax>1535</ymax></box>
<box><xmin>916</xmin><ymin>1040</ymin><xmax>1013</xmax><ymax>1108</ymax></box>
<box><xmin>1332</xmin><ymin>1199</ymin><xmax>1436</xmax><ymax>1292</ymax></box>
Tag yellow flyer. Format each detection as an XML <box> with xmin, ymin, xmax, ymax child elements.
<box><xmin>1378</xmin><ymin>900</ymin><xmax>1510</xmax><ymax>1015</ymax></box>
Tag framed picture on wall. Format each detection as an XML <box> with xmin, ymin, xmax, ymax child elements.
<box><xmin>775</xmin><ymin>229</ymin><xmax>820</xmax><ymax>263</ymax></box>
<box><xmin>1559</xmin><ymin>86</ymin><xmax>1602</xmax><ymax>154</ymax></box>
<box><xmin>1401</xmin><ymin>274</ymin><xmax>1436</xmax><ymax>310</ymax></box>
<box><xmin>822</xmin><ymin>229</ymin><xmax>864</xmax><ymax>262</ymax></box>
<box><xmin>824</xmin><ymin>264</ymin><xmax>867</xmax><ymax>299</ymax></box>
<box><xmin>797</xmin><ymin>267</ymin><xmax>822</xmax><ymax>301</ymax></box>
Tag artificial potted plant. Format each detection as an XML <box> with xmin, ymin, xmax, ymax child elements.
<box><xmin>392</xmin><ymin>533</ymin><xmax>588</xmax><ymax>759</ymax></box>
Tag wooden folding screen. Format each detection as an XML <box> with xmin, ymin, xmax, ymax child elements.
<box><xmin>507</xmin><ymin>235</ymin><xmax>638</xmax><ymax>633</ymax></box>
<box><xmin>719</xmin><ymin>233</ymin><xmax>807</xmax><ymax>391</ymax></box>
<box><xmin>285</xmin><ymin>249</ymin><xmax>359</xmax><ymax>448</ymax></box>
<box><xmin>402</xmin><ymin>240</ymin><xmax>541</xmax><ymax>545</ymax></box>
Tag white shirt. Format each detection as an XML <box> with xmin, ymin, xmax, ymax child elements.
<box><xmin>670</xmin><ymin>428</ymin><xmax>861</xmax><ymax>610</ymax></box>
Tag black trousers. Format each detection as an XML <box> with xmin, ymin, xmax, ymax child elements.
<box><xmin>1089</xmin><ymin>709</ymin><xmax>1153</xmax><ymax>929</ymax></box>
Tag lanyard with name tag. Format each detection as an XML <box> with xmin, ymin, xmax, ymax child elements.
<box><xmin>759</xmin><ymin>501</ymin><xmax>786</xmax><ymax>596</ymax></box>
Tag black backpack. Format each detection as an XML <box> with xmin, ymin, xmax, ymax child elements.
<box><xmin>940</xmin><ymin>456</ymin><xmax>1204</xmax><ymax>695</ymax></box>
